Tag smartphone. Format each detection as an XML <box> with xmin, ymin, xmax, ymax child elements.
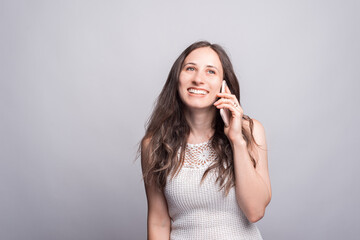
<box><xmin>219</xmin><ymin>80</ymin><xmax>230</xmax><ymax>127</ymax></box>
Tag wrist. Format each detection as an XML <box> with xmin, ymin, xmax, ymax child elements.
<box><xmin>230</xmin><ymin>137</ymin><xmax>247</xmax><ymax>148</ymax></box>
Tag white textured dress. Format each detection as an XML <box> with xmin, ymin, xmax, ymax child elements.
<box><xmin>164</xmin><ymin>141</ymin><xmax>263</xmax><ymax>240</ymax></box>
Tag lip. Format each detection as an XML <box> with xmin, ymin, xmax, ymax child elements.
<box><xmin>187</xmin><ymin>87</ymin><xmax>209</xmax><ymax>97</ymax></box>
<box><xmin>187</xmin><ymin>87</ymin><xmax>209</xmax><ymax>93</ymax></box>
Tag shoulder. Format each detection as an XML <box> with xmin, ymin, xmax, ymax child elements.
<box><xmin>251</xmin><ymin>118</ymin><xmax>265</xmax><ymax>134</ymax></box>
<box><xmin>244</xmin><ymin>118</ymin><xmax>267</xmax><ymax>147</ymax></box>
<box><xmin>140</xmin><ymin>136</ymin><xmax>152</xmax><ymax>170</ymax></box>
<box><xmin>141</xmin><ymin>136</ymin><xmax>151</xmax><ymax>149</ymax></box>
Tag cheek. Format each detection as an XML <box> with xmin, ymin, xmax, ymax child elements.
<box><xmin>177</xmin><ymin>76</ymin><xmax>187</xmax><ymax>97</ymax></box>
<box><xmin>178</xmin><ymin>79</ymin><xmax>185</xmax><ymax>93</ymax></box>
<box><xmin>213</xmin><ymin>81</ymin><xmax>222</xmax><ymax>92</ymax></box>
<box><xmin>178</xmin><ymin>73</ymin><xmax>190</xmax><ymax>90</ymax></box>
<box><xmin>178</xmin><ymin>72</ymin><xmax>188</xmax><ymax>83</ymax></box>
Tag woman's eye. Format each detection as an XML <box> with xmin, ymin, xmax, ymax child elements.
<box><xmin>207</xmin><ymin>69</ymin><xmax>216</xmax><ymax>74</ymax></box>
<box><xmin>186</xmin><ymin>67</ymin><xmax>195</xmax><ymax>71</ymax></box>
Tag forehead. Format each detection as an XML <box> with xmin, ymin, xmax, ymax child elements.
<box><xmin>184</xmin><ymin>47</ymin><xmax>222</xmax><ymax>68</ymax></box>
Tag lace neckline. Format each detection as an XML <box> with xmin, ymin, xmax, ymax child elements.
<box><xmin>186</xmin><ymin>140</ymin><xmax>211</xmax><ymax>147</ymax></box>
<box><xmin>181</xmin><ymin>140</ymin><xmax>217</xmax><ymax>169</ymax></box>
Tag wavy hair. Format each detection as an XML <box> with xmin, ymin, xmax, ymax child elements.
<box><xmin>139</xmin><ymin>41</ymin><xmax>260</xmax><ymax>196</ymax></box>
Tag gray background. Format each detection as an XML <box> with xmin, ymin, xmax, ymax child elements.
<box><xmin>1</xmin><ymin>0</ymin><xmax>359</xmax><ymax>239</ymax></box>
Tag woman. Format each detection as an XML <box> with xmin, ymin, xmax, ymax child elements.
<box><xmin>140</xmin><ymin>41</ymin><xmax>271</xmax><ymax>239</ymax></box>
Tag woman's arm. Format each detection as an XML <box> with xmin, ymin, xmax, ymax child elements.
<box><xmin>141</xmin><ymin>139</ymin><xmax>171</xmax><ymax>240</ymax></box>
<box><xmin>215</xmin><ymin>87</ymin><xmax>272</xmax><ymax>223</ymax></box>
<box><xmin>232</xmin><ymin>119</ymin><xmax>272</xmax><ymax>223</ymax></box>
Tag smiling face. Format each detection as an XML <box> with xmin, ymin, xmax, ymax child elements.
<box><xmin>178</xmin><ymin>47</ymin><xmax>224</xmax><ymax>111</ymax></box>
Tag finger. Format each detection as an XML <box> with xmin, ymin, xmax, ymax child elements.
<box><xmin>219</xmin><ymin>100</ymin><xmax>243</xmax><ymax>114</ymax></box>
<box><xmin>214</xmin><ymin>98</ymin><xmax>243</xmax><ymax>111</ymax></box>
<box><xmin>216</xmin><ymin>93</ymin><xmax>240</xmax><ymax>107</ymax></box>
<box><xmin>215</xmin><ymin>103</ymin><xmax>243</xmax><ymax>117</ymax></box>
<box><xmin>216</xmin><ymin>92</ymin><xmax>237</xmax><ymax>101</ymax></box>
<box><xmin>214</xmin><ymin>97</ymin><xmax>229</xmax><ymax>106</ymax></box>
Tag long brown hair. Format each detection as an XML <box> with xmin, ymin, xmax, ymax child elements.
<box><xmin>140</xmin><ymin>41</ymin><xmax>260</xmax><ymax>196</ymax></box>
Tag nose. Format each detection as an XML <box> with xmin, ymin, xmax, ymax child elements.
<box><xmin>192</xmin><ymin>71</ymin><xmax>205</xmax><ymax>85</ymax></box>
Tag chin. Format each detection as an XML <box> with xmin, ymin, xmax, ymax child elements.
<box><xmin>180</xmin><ymin>95</ymin><xmax>216</xmax><ymax>110</ymax></box>
<box><xmin>185</xmin><ymin>103</ymin><xmax>214</xmax><ymax>110</ymax></box>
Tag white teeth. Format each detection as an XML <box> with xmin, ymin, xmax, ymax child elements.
<box><xmin>188</xmin><ymin>88</ymin><xmax>207</xmax><ymax>95</ymax></box>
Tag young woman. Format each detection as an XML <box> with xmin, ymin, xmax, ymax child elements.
<box><xmin>140</xmin><ymin>41</ymin><xmax>271</xmax><ymax>239</ymax></box>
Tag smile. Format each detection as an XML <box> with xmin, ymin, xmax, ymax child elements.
<box><xmin>188</xmin><ymin>88</ymin><xmax>208</xmax><ymax>95</ymax></box>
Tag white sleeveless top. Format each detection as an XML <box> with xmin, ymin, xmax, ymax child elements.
<box><xmin>164</xmin><ymin>141</ymin><xmax>263</xmax><ymax>240</ymax></box>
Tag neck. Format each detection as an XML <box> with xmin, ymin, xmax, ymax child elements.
<box><xmin>184</xmin><ymin>106</ymin><xmax>216</xmax><ymax>144</ymax></box>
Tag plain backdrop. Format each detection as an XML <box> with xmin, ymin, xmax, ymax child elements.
<box><xmin>1</xmin><ymin>0</ymin><xmax>359</xmax><ymax>239</ymax></box>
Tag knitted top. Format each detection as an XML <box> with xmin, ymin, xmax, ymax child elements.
<box><xmin>164</xmin><ymin>141</ymin><xmax>263</xmax><ymax>240</ymax></box>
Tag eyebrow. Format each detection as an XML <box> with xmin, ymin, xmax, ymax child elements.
<box><xmin>183</xmin><ymin>62</ymin><xmax>220</xmax><ymax>71</ymax></box>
